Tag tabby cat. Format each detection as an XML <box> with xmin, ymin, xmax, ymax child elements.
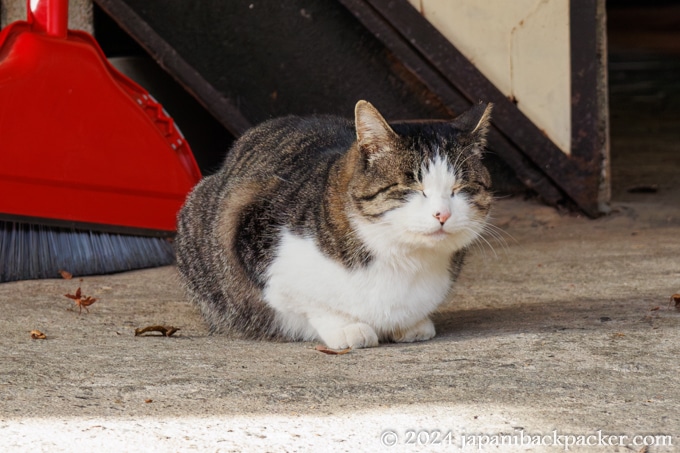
<box><xmin>176</xmin><ymin>100</ymin><xmax>493</xmax><ymax>349</ymax></box>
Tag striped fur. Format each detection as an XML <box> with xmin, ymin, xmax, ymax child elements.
<box><xmin>176</xmin><ymin>101</ymin><xmax>493</xmax><ymax>348</ymax></box>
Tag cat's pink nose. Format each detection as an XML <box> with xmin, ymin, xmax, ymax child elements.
<box><xmin>434</xmin><ymin>211</ymin><xmax>451</xmax><ymax>225</ymax></box>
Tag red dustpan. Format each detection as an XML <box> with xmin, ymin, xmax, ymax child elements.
<box><xmin>0</xmin><ymin>0</ymin><xmax>201</xmax><ymax>235</ymax></box>
<box><xmin>0</xmin><ymin>0</ymin><xmax>202</xmax><ymax>282</ymax></box>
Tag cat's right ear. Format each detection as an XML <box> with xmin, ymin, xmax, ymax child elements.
<box><xmin>453</xmin><ymin>102</ymin><xmax>493</xmax><ymax>152</ymax></box>
<box><xmin>354</xmin><ymin>100</ymin><xmax>396</xmax><ymax>160</ymax></box>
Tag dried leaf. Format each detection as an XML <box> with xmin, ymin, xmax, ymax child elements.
<box><xmin>30</xmin><ymin>330</ymin><xmax>46</xmax><ymax>340</ymax></box>
<box><xmin>315</xmin><ymin>345</ymin><xmax>352</xmax><ymax>355</ymax></box>
<box><xmin>58</xmin><ymin>270</ymin><xmax>73</xmax><ymax>279</ymax></box>
<box><xmin>144</xmin><ymin>399</ymin><xmax>153</xmax><ymax>404</ymax></box>
<box><xmin>79</xmin><ymin>296</ymin><xmax>97</xmax><ymax>309</ymax></box>
<box><xmin>670</xmin><ymin>294</ymin><xmax>680</xmax><ymax>309</ymax></box>
<box><xmin>134</xmin><ymin>325</ymin><xmax>180</xmax><ymax>337</ymax></box>
<box><xmin>64</xmin><ymin>287</ymin><xmax>98</xmax><ymax>314</ymax></box>
<box><xmin>65</xmin><ymin>287</ymin><xmax>81</xmax><ymax>300</ymax></box>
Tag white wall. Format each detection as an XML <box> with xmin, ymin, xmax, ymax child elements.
<box><xmin>408</xmin><ymin>0</ymin><xmax>571</xmax><ymax>154</ymax></box>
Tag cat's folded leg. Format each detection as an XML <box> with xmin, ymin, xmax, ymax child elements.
<box><xmin>391</xmin><ymin>317</ymin><xmax>436</xmax><ymax>343</ymax></box>
<box><xmin>308</xmin><ymin>315</ymin><xmax>379</xmax><ymax>349</ymax></box>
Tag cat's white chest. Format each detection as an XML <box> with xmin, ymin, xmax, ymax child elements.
<box><xmin>263</xmin><ymin>229</ymin><xmax>453</xmax><ymax>338</ymax></box>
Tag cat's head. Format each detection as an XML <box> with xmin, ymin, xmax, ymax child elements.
<box><xmin>348</xmin><ymin>100</ymin><xmax>493</xmax><ymax>254</ymax></box>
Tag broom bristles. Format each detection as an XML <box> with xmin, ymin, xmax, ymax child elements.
<box><xmin>0</xmin><ymin>221</ymin><xmax>175</xmax><ymax>283</ymax></box>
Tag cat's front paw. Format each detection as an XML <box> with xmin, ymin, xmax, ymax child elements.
<box><xmin>324</xmin><ymin>323</ymin><xmax>379</xmax><ymax>350</ymax></box>
<box><xmin>391</xmin><ymin>318</ymin><xmax>436</xmax><ymax>343</ymax></box>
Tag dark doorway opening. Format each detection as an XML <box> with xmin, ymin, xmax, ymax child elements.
<box><xmin>607</xmin><ymin>1</ymin><xmax>680</xmax><ymax>212</ymax></box>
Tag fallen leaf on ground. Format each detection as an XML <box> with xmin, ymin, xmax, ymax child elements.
<box><xmin>64</xmin><ymin>287</ymin><xmax>98</xmax><ymax>314</ymax></box>
<box><xmin>670</xmin><ymin>293</ymin><xmax>680</xmax><ymax>309</ymax></box>
<box><xmin>134</xmin><ymin>325</ymin><xmax>180</xmax><ymax>337</ymax></box>
<box><xmin>144</xmin><ymin>399</ymin><xmax>153</xmax><ymax>403</ymax></box>
<box><xmin>315</xmin><ymin>345</ymin><xmax>352</xmax><ymax>355</ymax></box>
<box><xmin>58</xmin><ymin>270</ymin><xmax>73</xmax><ymax>279</ymax></box>
<box><xmin>30</xmin><ymin>330</ymin><xmax>46</xmax><ymax>340</ymax></box>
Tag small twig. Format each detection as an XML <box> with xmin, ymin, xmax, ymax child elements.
<box><xmin>134</xmin><ymin>325</ymin><xmax>180</xmax><ymax>337</ymax></box>
<box><xmin>315</xmin><ymin>345</ymin><xmax>352</xmax><ymax>355</ymax></box>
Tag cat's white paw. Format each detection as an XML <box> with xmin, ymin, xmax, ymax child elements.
<box><xmin>322</xmin><ymin>322</ymin><xmax>379</xmax><ymax>350</ymax></box>
<box><xmin>391</xmin><ymin>318</ymin><xmax>436</xmax><ymax>343</ymax></box>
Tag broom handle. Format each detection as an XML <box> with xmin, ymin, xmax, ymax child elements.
<box><xmin>27</xmin><ymin>0</ymin><xmax>68</xmax><ymax>38</ymax></box>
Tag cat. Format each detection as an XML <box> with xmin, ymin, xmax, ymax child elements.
<box><xmin>175</xmin><ymin>100</ymin><xmax>493</xmax><ymax>349</ymax></box>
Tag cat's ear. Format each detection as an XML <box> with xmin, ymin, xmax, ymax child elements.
<box><xmin>454</xmin><ymin>102</ymin><xmax>493</xmax><ymax>151</ymax></box>
<box><xmin>354</xmin><ymin>100</ymin><xmax>397</xmax><ymax>159</ymax></box>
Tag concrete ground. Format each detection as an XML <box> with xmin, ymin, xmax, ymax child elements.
<box><xmin>2</xmin><ymin>78</ymin><xmax>680</xmax><ymax>452</ymax></box>
<box><xmin>1</xmin><ymin>191</ymin><xmax>678</xmax><ymax>452</ymax></box>
<box><xmin>2</xmin><ymin>15</ymin><xmax>680</xmax><ymax>453</ymax></box>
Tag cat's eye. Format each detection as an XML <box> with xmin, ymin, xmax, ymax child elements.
<box><xmin>457</xmin><ymin>185</ymin><xmax>480</xmax><ymax>197</ymax></box>
<box><xmin>407</xmin><ymin>187</ymin><xmax>426</xmax><ymax>197</ymax></box>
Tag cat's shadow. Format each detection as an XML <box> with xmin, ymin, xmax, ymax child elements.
<box><xmin>428</xmin><ymin>296</ymin><xmax>656</xmax><ymax>342</ymax></box>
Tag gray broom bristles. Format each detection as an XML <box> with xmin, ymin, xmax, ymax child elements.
<box><xmin>0</xmin><ymin>221</ymin><xmax>175</xmax><ymax>282</ymax></box>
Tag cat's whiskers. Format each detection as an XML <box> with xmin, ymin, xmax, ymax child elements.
<box><xmin>479</xmin><ymin>211</ymin><xmax>515</xmax><ymax>248</ymax></box>
<box><xmin>467</xmin><ymin>227</ymin><xmax>498</xmax><ymax>259</ymax></box>
<box><xmin>451</xmin><ymin>151</ymin><xmax>477</xmax><ymax>180</ymax></box>
<box><xmin>483</xmin><ymin>222</ymin><xmax>514</xmax><ymax>249</ymax></box>
<box><xmin>464</xmin><ymin>219</ymin><xmax>512</xmax><ymax>259</ymax></box>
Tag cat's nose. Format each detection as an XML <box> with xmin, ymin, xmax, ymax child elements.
<box><xmin>434</xmin><ymin>210</ymin><xmax>451</xmax><ymax>225</ymax></box>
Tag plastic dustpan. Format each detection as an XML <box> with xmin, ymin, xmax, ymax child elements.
<box><xmin>0</xmin><ymin>0</ymin><xmax>201</xmax><ymax>236</ymax></box>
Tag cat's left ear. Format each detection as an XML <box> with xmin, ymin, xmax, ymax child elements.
<box><xmin>354</xmin><ymin>100</ymin><xmax>397</xmax><ymax>159</ymax></box>
<box><xmin>454</xmin><ymin>102</ymin><xmax>493</xmax><ymax>152</ymax></box>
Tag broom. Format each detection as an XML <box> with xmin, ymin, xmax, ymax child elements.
<box><xmin>0</xmin><ymin>0</ymin><xmax>201</xmax><ymax>282</ymax></box>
